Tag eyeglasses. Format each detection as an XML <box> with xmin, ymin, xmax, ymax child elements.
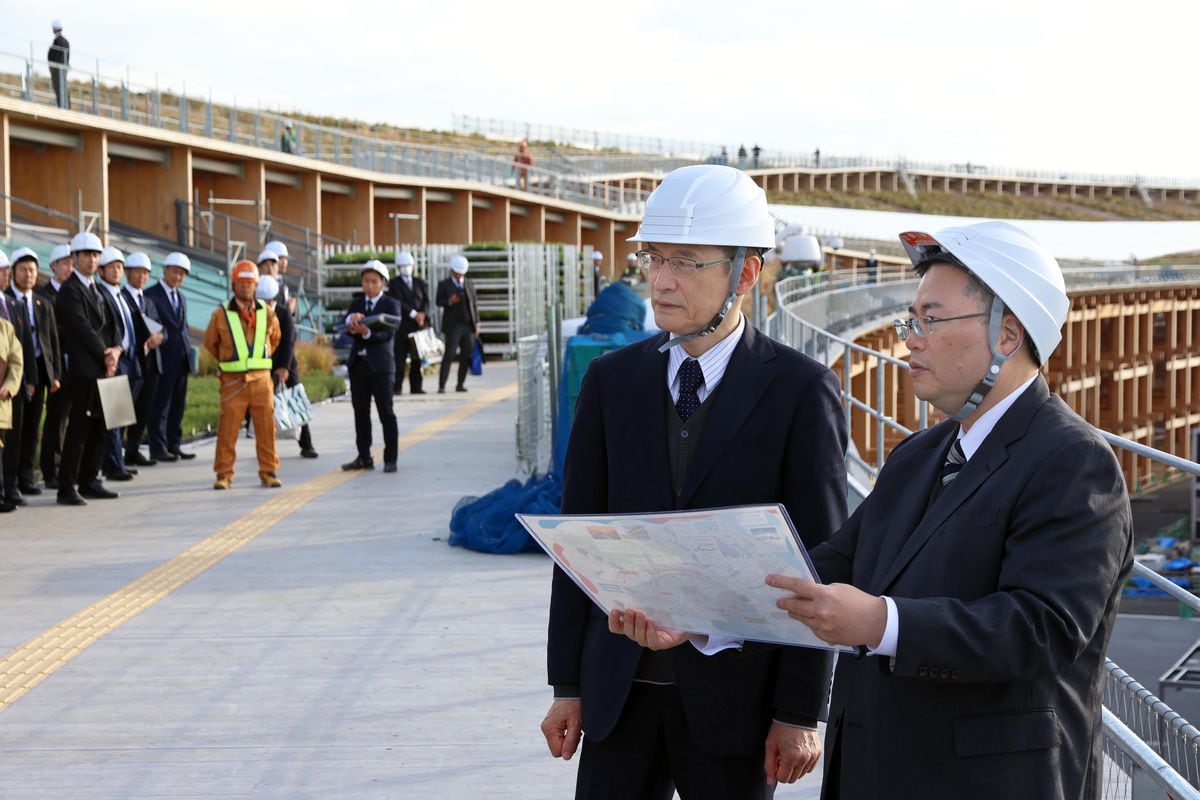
<box><xmin>893</xmin><ymin>312</ymin><xmax>989</xmax><ymax>340</ymax></box>
<box><xmin>635</xmin><ymin>250</ymin><xmax>730</xmax><ymax>277</ymax></box>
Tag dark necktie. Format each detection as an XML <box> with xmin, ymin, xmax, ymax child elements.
<box><xmin>137</xmin><ymin>292</ymin><xmax>145</xmax><ymax>313</ymax></box>
<box><xmin>675</xmin><ymin>358</ymin><xmax>704</xmax><ymax>421</ymax></box>
<box><xmin>940</xmin><ymin>439</ymin><xmax>966</xmax><ymax>487</ymax></box>
<box><xmin>365</xmin><ymin>298</ymin><xmax>374</xmax><ymax>314</ymax></box>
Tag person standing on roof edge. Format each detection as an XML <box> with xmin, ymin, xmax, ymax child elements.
<box><xmin>768</xmin><ymin>221</ymin><xmax>1133</xmax><ymax>799</ymax></box>
<box><xmin>544</xmin><ymin>164</ymin><xmax>848</xmax><ymax>798</ymax></box>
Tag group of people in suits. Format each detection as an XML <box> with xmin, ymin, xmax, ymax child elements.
<box><xmin>0</xmin><ymin>235</ymin><xmax>196</xmax><ymax>510</ymax></box>
<box><xmin>544</xmin><ymin>165</ymin><xmax>1133</xmax><ymax>800</ymax></box>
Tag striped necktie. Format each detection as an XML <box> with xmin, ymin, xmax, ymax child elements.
<box><xmin>940</xmin><ymin>439</ymin><xmax>966</xmax><ymax>487</ymax></box>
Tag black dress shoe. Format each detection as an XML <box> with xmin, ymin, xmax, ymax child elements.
<box><xmin>171</xmin><ymin>450</ymin><xmax>197</xmax><ymax>460</ymax></box>
<box><xmin>383</xmin><ymin>463</ymin><xmax>397</xmax><ymax>473</ymax></box>
<box><xmin>19</xmin><ymin>483</ymin><xmax>42</xmax><ymax>496</ymax></box>
<box><xmin>105</xmin><ymin>471</ymin><xmax>135</xmax><ymax>482</ymax></box>
<box><xmin>411</xmin><ymin>389</ymin><xmax>426</xmax><ymax>395</ymax></box>
<box><xmin>437</xmin><ymin>386</ymin><xmax>446</xmax><ymax>394</ymax></box>
<box><xmin>151</xmin><ymin>451</ymin><xmax>179</xmax><ymax>463</ymax></box>
<box><xmin>5</xmin><ymin>488</ymin><xmax>26</xmax><ymax>507</ymax></box>
<box><xmin>300</xmin><ymin>448</ymin><xmax>319</xmax><ymax>459</ymax></box>
<box><xmin>341</xmin><ymin>456</ymin><xmax>375</xmax><ymax>471</ymax></box>
<box><xmin>44</xmin><ymin>476</ymin><xmax>60</xmax><ymax>489</ymax></box>
<box><xmin>127</xmin><ymin>452</ymin><xmax>157</xmax><ymax>467</ymax></box>
<box><xmin>79</xmin><ymin>483</ymin><xmax>119</xmax><ymax>500</ymax></box>
<box><xmin>0</xmin><ymin>499</ymin><xmax>16</xmax><ymax>512</ymax></box>
<box><xmin>455</xmin><ymin>385</ymin><xmax>468</xmax><ymax>393</ymax></box>
<box><xmin>57</xmin><ymin>489</ymin><xmax>87</xmax><ymax>506</ymax></box>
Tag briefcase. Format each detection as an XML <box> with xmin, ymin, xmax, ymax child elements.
<box><xmin>97</xmin><ymin>375</ymin><xmax>137</xmax><ymax>429</ymax></box>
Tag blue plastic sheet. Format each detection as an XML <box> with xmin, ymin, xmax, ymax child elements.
<box><xmin>448</xmin><ymin>473</ymin><xmax>561</xmax><ymax>554</ymax></box>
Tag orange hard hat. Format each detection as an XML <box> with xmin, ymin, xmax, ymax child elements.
<box><xmin>232</xmin><ymin>260</ymin><xmax>259</xmax><ymax>283</ymax></box>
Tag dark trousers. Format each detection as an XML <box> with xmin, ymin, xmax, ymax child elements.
<box><xmin>59</xmin><ymin>379</ymin><xmax>107</xmax><ymax>490</ymax></box>
<box><xmin>283</xmin><ymin>369</ymin><xmax>313</xmax><ymax>450</ymax></box>
<box><xmin>393</xmin><ymin>326</ymin><xmax>424</xmax><ymax>393</ymax></box>
<box><xmin>51</xmin><ymin>67</ymin><xmax>69</xmax><ymax>109</ymax></box>
<box><xmin>125</xmin><ymin>368</ymin><xmax>159</xmax><ymax>459</ymax></box>
<box><xmin>575</xmin><ymin>683</ymin><xmax>776</xmax><ymax>800</ymax></box>
<box><xmin>439</xmin><ymin>323</ymin><xmax>474</xmax><ymax>390</ymax></box>
<box><xmin>2</xmin><ymin>389</ymin><xmax>26</xmax><ymax>493</ymax></box>
<box><xmin>149</xmin><ymin>361</ymin><xmax>188</xmax><ymax>455</ymax></box>
<box><xmin>349</xmin><ymin>361</ymin><xmax>397</xmax><ymax>464</ymax></box>
<box><xmin>17</xmin><ymin>364</ymin><xmax>49</xmax><ymax>485</ymax></box>
<box><xmin>40</xmin><ymin>374</ymin><xmax>71</xmax><ymax>481</ymax></box>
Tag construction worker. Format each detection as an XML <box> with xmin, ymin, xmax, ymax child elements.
<box><xmin>203</xmin><ymin>261</ymin><xmax>282</xmax><ymax>490</ymax></box>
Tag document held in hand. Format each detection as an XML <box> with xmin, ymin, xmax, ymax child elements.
<box><xmin>97</xmin><ymin>374</ymin><xmax>137</xmax><ymax>429</ymax></box>
<box><xmin>518</xmin><ymin>504</ymin><xmax>846</xmax><ymax>652</ymax></box>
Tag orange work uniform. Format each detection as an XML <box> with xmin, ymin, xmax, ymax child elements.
<box><xmin>203</xmin><ymin>298</ymin><xmax>281</xmax><ymax>481</ymax></box>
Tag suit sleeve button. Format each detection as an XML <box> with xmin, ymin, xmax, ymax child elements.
<box><xmin>951</xmin><ymin>670</ymin><xmax>959</xmax><ymax>680</ymax></box>
<box><xmin>940</xmin><ymin>669</ymin><xmax>951</xmax><ymax>679</ymax></box>
<box><xmin>918</xmin><ymin>666</ymin><xmax>929</xmax><ymax>677</ymax></box>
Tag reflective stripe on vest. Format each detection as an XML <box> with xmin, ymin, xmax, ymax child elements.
<box><xmin>218</xmin><ymin>302</ymin><xmax>272</xmax><ymax>372</ymax></box>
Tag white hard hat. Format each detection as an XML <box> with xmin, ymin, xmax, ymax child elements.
<box><xmin>900</xmin><ymin>221</ymin><xmax>1068</xmax><ymax>365</ymax></box>
<box><xmin>70</xmin><ymin>232</ymin><xmax>103</xmax><ymax>253</ymax></box>
<box><xmin>395</xmin><ymin>251</ymin><xmax>415</xmax><ymax>267</ymax></box>
<box><xmin>50</xmin><ymin>243</ymin><xmax>71</xmax><ymax>263</ymax></box>
<box><xmin>125</xmin><ymin>252</ymin><xmax>152</xmax><ymax>270</ymax></box>
<box><xmin>265</xmin><ymin>240</ymin><xmax>289</xmax><ymax>258</ymax></box>
<box><xmin>0</xmin><ymin>250</ymin><xmax>8</xmax><ymax>268</ymax></box>
<box><xmin>628</xmin><ymin>165</ymin><xmax>774</xmax><ymax>248</ymax></box>
<box><xmin>100</xmin><ymin>245</ymin><xmax>125</xmax><ymax>266</ymax></box>
<box><xmin>780</xmin><ymin>234</ymin><xmax>821</xmax><ymax>264</ymax></box>
<box><xmin>592</xmin><ymin>251</ymin><xmax>603</xmax><ymax>261</ymax></box>
<box><xmin>164</xmin><ymin>252</ymin><xmax>191</xmax><ymax>272</ymax></box>
<box><xmin>256</xmin><ymin>248</ymin><xmax>278</xmax><ymax>265</ymax></box>
<box><xmin>255</xmin><ymin>274</ymin><xmax>280</xmax><ymax>301</ymax></box>
<box><xmin>449</xmin><ymin>254</ymin><xmax>469</xmax><ymax>274</ymax></box>
<box><xmin>284</xmin><ymin>121</ymin><xmax>293</xmax><ymax>129</ymax></box>
<box><xmin>626</xmin><ymin>252</ymin><xmax>638</xmax><ymax>262</ymax></box>
<box><xmin>9</xmin><ymin>247</ymin><xmax>38</xmax><ymax>265</ymax></box>
<box><xmin>52</xmin><ymin>19</ymin><xmax>62</xmax><ymax>30</ymax></box>
<box><xmin>362</xmin><ymin>259</ymin><xmax>390</xmax><ymax>280</ymax></box>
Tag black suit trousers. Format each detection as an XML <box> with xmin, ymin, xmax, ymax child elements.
<box><xmin>438</xmin><ymin>323</ymin><xmax>473</xmax><ymax>389</ymax></box>
<box><xmin>40</xmin><ymin>374</ymin><xmax>71</xmax><ymax>480</ymax></box>
<box><xmin>349</xmin><ymin>361</ymin><xmax>398</xmax><ymax>464</ymax></box>
<box><xmin>59</xmin><ymin>378</ymin><xmax>107</xmax><ymax>489</ymax></box>
<box><xmin>17</xmin><ymin>362</ymin><xmax>49</xmax><ymax>484</ymax></box>
<box><xmin>125</xmin><ymin>369</ymin><xmax>159</xmax><ymax>459</ymax></box>
<box><xmin>149</xmin><ymin>359</ymin><xmax>188</xmax><ymax>454</ymax></box>
<box><xmin>393</xmin><ymin>325</ymin><xmax>423</xmax><ymax>393</ymax></box>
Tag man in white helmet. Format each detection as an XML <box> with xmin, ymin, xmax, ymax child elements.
<box><xmin>387</xmin><ymin>251</ymin><xmax>429</xmax><ymax>395</ymax></box>
<box><xmin>259</xmin><ymin>247</ymin><xmax>317</xmax><ymax>458</ymax></box>
<box><xmin>769</xmin><ymin>221</ymin><xmax>1133</xmax><ymax>799</ymax></box>
<box><xmin>544</xmin><ymin>165</ymin><xmax>848</xmax><ymax>797</ymax></box>
<box><xmin>435</xmin><ymin>254</ymin><xmax>478</xmax><ymax>394</ymax></box>
<box><xmin>36</xmin><ymin>243</ymin><xmax>74</xmax><ymax>488</ymax></box>
<box><xmin>144</xmin><ymin>252</ymin><xmax>196</xmax><ymax>462</ymax></box>
<box><xmin>55</xmin><ymin>232</ymin><xmax>124</xmax><ymax>505</ymax></box>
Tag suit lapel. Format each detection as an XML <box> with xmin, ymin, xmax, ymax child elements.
<box><xmin>869</xmin><ymin>378</ymin><xmax>1049</xmax><ymax>595</ymax></box>
<box><xmin>633</xmin><ymin>333</ymin><xmax>675</xmax><ymax>510</ymax></box>
<box><xmin>677</xmin><ymin>325</ymin><xmax>774</xmax><ymax>509</ymax></box>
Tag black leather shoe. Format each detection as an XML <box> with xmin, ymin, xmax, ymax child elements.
<box><xmin>341</xmin><ymin>456</ymin><xmax>375</xmax><ymax>471</ymax></box>
<box><xmin>79</xmin><ymin>483</ymin><xmax>119</xmax><ymax>499</ymax></box>
<box><xmin>383</xmin><ymin>463</ymin><xmax>397</xmax><ymax>473</ymax></box>
<box><xmin>411</xmin><ymin>389</ymin><xmax>426</xmax><ymax>395</ymax></box>
<box><xmin>128</xmin><ymin>453</ymin><xmax>157</xmax><ymax>467</ymax></box>
<box><xmin>19</xmin><ymin>483</ymin><xmax>42</xmax><ymax>496</ymax></box>
<box><xmin>57</xmin><ymin>489</ymin><xmax>87</xmax><ymax>506</ymax></box>
<box><xmin>455</xmin><ymin>385</ymin><xmax>468</xmax><ymax>393</ymax></box>
<box><xmin>44</xmin><ymin>476</ymin><xmax>60</xmax><ymax>489</ymax></box>
<box><xmin>437</xmin><ymin>386</ymin><xmax>446</xmax><ymax>394</ymax></box>
<box><xmin>171</xmin><ymin>450</ymin><xmax>197</xmax><ymax>460</ymax></box>
<box><xmin>151</xmin><ymin>451</ymin><xmax>179</xmax><ymax>463</ymax></box>
<box><xmin>105</xmin><ymin>471</ymin><xmax>135</xmax><ymax>482</ymax></box>
<box><xmin>0</xmin><ymin>499</ymin><xmax>17</xmax><ymax>512</ymax></box>
<box><xmin>5</xmin><ymin>487</ymin><xmax>26</xmax><ymax>507</ymax></box>
<box><xmin>300</xmin><ymin>448</ymin><xmax>319</xmax><ymax>459</ymax></box>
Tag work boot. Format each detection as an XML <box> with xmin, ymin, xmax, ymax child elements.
<box><xmin>213</xmin><ymin>476</ymin><xmax>233</xmax><ymax>490</ymax></box>
<box><xmin>259</xmin><ymin>472</ymin><xmax>283</xmax><ymax>488</ymax></box>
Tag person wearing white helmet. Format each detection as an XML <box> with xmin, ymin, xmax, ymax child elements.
<box><xmin>621</xmin><ymin>251</ymin><xmax>640</xmax><ymax>284</ymax></box>
<box><xmin>49</xmin><ymin>20</ymin><xmax>70</xmax><ymax>109</ymax></box>
<box><xmin>7</xmin><ymin>248</ymin><xmax>63</xmax><ymax>501</ymax></box>
<box><xmin>35</xmin><ymin>243</ymin><xmax>74</xmax><ymax>488</ymax></box>
<box><xmin>387</xmin><ymin>250</ymin><xmax>430</xmax><ymax>395</ymax></box>
<box><xmin>341</xmin><ymin>260</ymin><xmax>402</xmax><ymax>473</ymax></box>
<box><xmin>590</xmin><ymin>249</ymin><xmax>604</xmax><ymax>296</ymax></box>
<box><xmin>144</xmin><ymin>252</ymin><xmax>196</xmax><ymax>462</ymax></box>
<box><xmin>0</xmin><ymin>247</ymin><xmax>27</xmax><ymax>510</ymax></box>
<box><xmin>55</xmin><ymin>232</ymin><xmax>124</xmax><ymax>505</ymax></box>
<box><xmin>434</xmin><ymin>253</ymin><xmax>478</xmax><ymax>394</ymax></box>
<box><xmin>261</xmin><ymin>252</ymin><xmax>318</xmax><ymax>459</ymax></box>
<box><xmin>769</xmin><ymin>221</ymin><xmax>1133</xmax><ymax>799</ymax></box>
<box><xmin>119</xmin><ymin>252</ymin><xmax>166</xmax><ymax>469</ymax></box>
<box><xmin>95</xmin><ymin>246</ymin><xmax>145</xmax><ymax>483</ymax></box>
<box><xmin>280</xmin><ymin>121</ymin><xmax>299</xmax><ymax>155</ymax></box>
<box><xmin>865</xmin><ymin>247</ymin><xmax>878</xmax><ymax>284</ymax></box>
<box><xmin>545</xmin><ymin>165</ymin><xmax>848</xmax><ymax>797</ymax></box>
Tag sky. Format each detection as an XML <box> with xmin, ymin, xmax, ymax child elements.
<box><xmin>3</xmin><ymin>0</ymin><xmax>1198</xmax><ymax>180</ymax></box>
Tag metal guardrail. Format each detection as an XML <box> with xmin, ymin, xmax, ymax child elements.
<box><xmin>772</xmin><ymin>266</ymin><xmax>1200</xmax><ymax>798</ymax></box>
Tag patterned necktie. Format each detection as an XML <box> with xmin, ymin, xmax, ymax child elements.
<box><xmin>940</xmin><ymin>439</ymin><xmax>966</xmax><ymax>487</ymax></box>
<box><xmin>365</xmin><ymin>298</ymin><xmax>374</xmax><ymax>314</ymax></box>
<box><xmin>675</xmin><ymin>358</ymin><xmax>704</xmax><ymax>421</ymax></box>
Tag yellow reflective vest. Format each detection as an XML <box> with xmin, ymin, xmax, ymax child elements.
<box><xmin>218</xmin><ymin>302</ymin><xmax>273</xmax><ymax>372</ymax></box>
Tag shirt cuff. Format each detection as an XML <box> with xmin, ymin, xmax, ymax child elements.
<box><xmin>772</xmin><ymin>713</ymin><xmax>818</xmax><ymax>729</ymax></box>
<box><xmin>409</xmin><ymin>309</ymin><xmax>417</xmax><ymax>319</ymax></box>
<box><xmin>868</xmin><ymin>596</ymin><xmax>899</xmax><ymax>657</ymax></box>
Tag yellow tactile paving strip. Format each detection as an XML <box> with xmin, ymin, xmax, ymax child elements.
<box><xmin>0</xmin><ymin>382</ymin><xmax>518</xmax><ymax>712</ymax></box>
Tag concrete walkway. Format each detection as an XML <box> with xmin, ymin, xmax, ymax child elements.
<box><xmin>0</xmin><ymin>360</ymin><xmax>823</xmax><ymax>799</ymax></box>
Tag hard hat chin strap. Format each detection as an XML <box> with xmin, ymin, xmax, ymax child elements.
<box><xmin>658</xmin><ymin>247</ymin><xmax>746</xmax><ymax>353</ymax></box>
<box><xmin>949</xmin><ymin>296</ymin><xmax>1011</xmax><ymax>422</ymax></box>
